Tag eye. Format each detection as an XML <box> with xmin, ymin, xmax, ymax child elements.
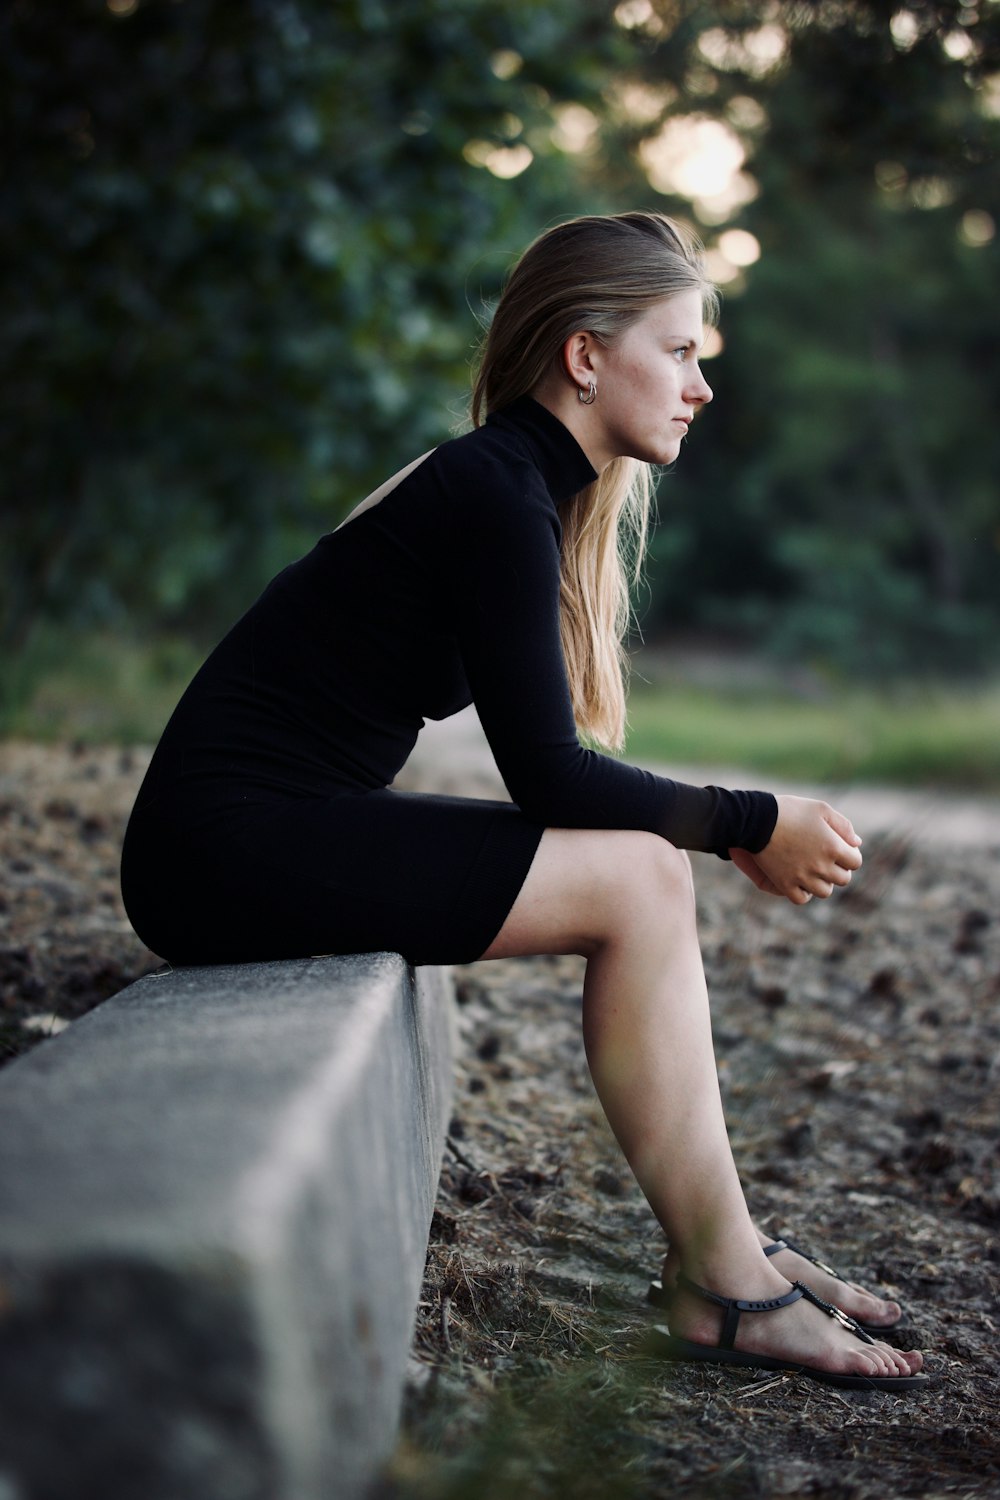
<box><xmin>670</xmin><ymin>344</ymin><xmax>692</xmax><ymax>362</ymax></box>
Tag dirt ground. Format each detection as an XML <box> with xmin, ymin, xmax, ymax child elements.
<box><xmin>1</xmin><ymin>736</ymin><xmax>998</xmax><ymax>1498</ymax></box>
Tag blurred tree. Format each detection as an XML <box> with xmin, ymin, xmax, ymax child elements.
<box><xmin>613</xmin><ymin>0</ymin><xmax>1000</xmax><ymax>674</ymax></box>
<box><xmin>3</xmin><ymin>0</ymin><xmax>998</xmax><ymax>690</ymax></box>
<box><xmin>0</xmin><ymin>0</ymin><xmax>623</xmax><ymax>661</ymax></box>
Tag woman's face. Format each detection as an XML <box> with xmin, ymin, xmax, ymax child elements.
<box><xmin>592</xmin><ymin>289</ymin><xmax>714</xmax><ymax>468</ymax></box>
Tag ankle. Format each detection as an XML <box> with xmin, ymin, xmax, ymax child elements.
<box><xmin>679</xmin><ymin>1245</ymin><xmax>791</xmax><ymax>1300</ymax></box>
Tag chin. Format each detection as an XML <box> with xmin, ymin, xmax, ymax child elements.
<box><xmin>620</xmin><ymin>434</ymin><xmax>683</xmax><ymax>465</ymax></box>
<box><xmin>648</xmin><ymin>440</ymin><xmax>683</xmax><ymax>465</ymax></box>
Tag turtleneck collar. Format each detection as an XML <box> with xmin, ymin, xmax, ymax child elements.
<box><xmin>485</xmin><ymin>395</ymin><xmax>598</xmax><ymax>504</ymax></box>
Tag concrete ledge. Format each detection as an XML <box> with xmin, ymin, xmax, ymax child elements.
<box><xmin>0</xmin><ymin>954</ymin><xmax>453</xmax><ymax>1500</ymax></box>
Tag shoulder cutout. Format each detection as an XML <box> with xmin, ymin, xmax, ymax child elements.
<box><xmin>334</xmin><ymin>448</ymin><xmax>437</xmax><ymax>533</ymax></box>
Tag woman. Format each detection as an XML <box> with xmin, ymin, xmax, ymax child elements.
<box><xmin>121</xmin><ymin>211</ymin><xmax>926</xmax><ymax>1389</ymax></box>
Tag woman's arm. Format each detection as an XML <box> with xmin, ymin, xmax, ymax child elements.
<box><xmin>448</xmin><ymin>457</ymin><xmax>776</xmax><ymax>855</ymax></box>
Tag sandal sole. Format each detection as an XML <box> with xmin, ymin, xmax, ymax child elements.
<box><xmin>644</xmin><ymin>1327</ymin><xmax>932</xmax><ymax>1391</ymax></box>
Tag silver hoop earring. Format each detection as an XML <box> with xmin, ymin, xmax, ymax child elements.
<box><xmin>578</xmin><ymin>380</ymin><xmax>597</xmax><ymax>406</ymax></box>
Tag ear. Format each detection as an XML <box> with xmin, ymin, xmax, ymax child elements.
<box><xmin>559</xmin><ymin>330</ymin><xmax>600</xmax><ymax>392</ymax></box>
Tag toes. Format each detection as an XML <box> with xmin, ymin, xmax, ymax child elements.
<box><xmin>868</xmin><ymin>1300</ymin><xmax>902</xmax><ymax>1325</ymax></box>
<box><xmin>864</xmin><ymin>1340</ymin><xmax>923</xmax><ymax>1377</ymax></box>
<box><xmin>865</xmin><ymin>1337</ymin><xmax>896</xmax><ymax>1369</ymax></box>
<box><xmin>847</xmin><ymin>1283</ymin><xmax>902</xmax><ymax>1325</ymax></box>
<box><xmin>846</xmin><ymin>1347</ymin><xmax>884</xmax><ymax>1377</ymax></box>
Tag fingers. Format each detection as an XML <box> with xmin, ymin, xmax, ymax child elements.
<box><xmin>817</xmin><ymin>804</ymin><xmax>863</xmax><ymax>873</ymax></box>
<box><xmin>835</xmin><ymin>840</ymin><xmax>863</xmax><ymax>873</ymax></box>
<box><xmin>730</xmin><ymin>848</ymin><xmax>783</xmax><ymax>897</ymax></box>
<box><xmin>791</xmin><ymin>873</ymin><xmax>852</xmax><ymax>903</ymax></box>
<box><xmin>824</xmin><ymin>803</ymin><xmax>862</xmax><ymax>849</ymax></box>
<box><xmin>825</xmin><ymin>841</ymin><xmax>861</xmax><ymax>888</ymax></box>
<box><xmin>755</xmin><ymin>796</ymin><xmax>867</xmax><ymax>906</ymax></box>
<box><xmin>820</xmin><ymin>804</ymin><xmax>863</xmax><ymax>890</ymax></box>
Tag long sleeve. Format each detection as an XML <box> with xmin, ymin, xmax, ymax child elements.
<box><xmin>446</xmin><ymin>413</ymin><xmax>777</xmax><ymax>856</ymax></box>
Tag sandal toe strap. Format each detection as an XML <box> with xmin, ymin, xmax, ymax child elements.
<box><xmin>764</xmin><ymin>1235</ymin><xmax>844</xmax><ymax>1283</ymax></box>
<box><xmin>795</xmin><ymin>1281</ymin><xmax>877</xmax><ymax>1345</ymax></box>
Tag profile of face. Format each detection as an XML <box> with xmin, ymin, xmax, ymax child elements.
<box><xmin>568</xmin><ymin>288</ymin><xmax>715</xmax><ymax>470</ymax></box>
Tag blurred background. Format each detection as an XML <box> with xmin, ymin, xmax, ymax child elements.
<box><xmin>3</xmin><ymin>0</ymin><xmax>999</xmax><ymax>784</ymax></box>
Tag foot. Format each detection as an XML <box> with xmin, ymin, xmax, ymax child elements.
<box><xmin>757</xmin><ymin>1231</ymin><xmax>902</xmax><ymax>1330</ymax></box>
<box><xmin>661</xmin><ymin>1226</ymin><xmax>902</xmax><ymax>1330</ymax></box>
<box><xmin>668</xmin><ymin>1266</ymin><xmax>923</xmax><ymax>1380</ymax></box>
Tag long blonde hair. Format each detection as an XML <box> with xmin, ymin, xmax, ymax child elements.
<box><xmin>471</xmin><ymin>212</ymin><xmax>717</xmax><ymax>751</ymax></box>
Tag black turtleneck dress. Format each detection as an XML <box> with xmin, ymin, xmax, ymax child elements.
<box><xmin>120</xmin><ymin>398</ymin><xmax>777</xmax><ymax>966</ymax></box>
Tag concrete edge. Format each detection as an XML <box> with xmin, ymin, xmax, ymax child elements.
<box><xmin>0</xmin><ymin>954</ymin><xmax>454</xmax><ymax>1500</ymax></box>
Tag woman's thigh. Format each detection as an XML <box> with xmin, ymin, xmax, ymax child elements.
<box><xmin>478</xmin><ymin>826</ymin><xmax>693</xmax><ymax>961</ymax></box>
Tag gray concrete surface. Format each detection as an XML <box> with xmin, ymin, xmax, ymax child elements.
<box><xmin>0</xmin><ymin>953</ymin><xmax>453</xmax><ymax>1500</ymax></box>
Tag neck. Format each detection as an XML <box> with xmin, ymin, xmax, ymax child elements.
<box><xmin>529</xmin><ymin>377</ymin><xmax>615</xmax><ymax>473</ymax></box>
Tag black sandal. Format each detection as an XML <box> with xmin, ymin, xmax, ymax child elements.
<box><xmin>647</xmin><ymin>1236</ymin><xmax>904</xmax><ymax>1335</ymax></box>
<box><xmin>645</xmin><ymin>1273</ymin><xmax>930</xmax><ymax>1390</ymax></box>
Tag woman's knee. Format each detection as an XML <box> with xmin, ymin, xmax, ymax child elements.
<box><xmin>607</xmin><ymin>831</ymin><xmax>695</xmax><ymax>913</ymax></box>
<box><xmin>477</xmin><ymin>827</ymin><xmax>693</xmax><ymax>961</ymax></box>
<box><xmin>569</xmin><ymin>829</ymin><xmax>695</xmax><ymax>921</ymax></box>
<box><xmin>575</xmin><ymin>832</ymin><xmax>697</xmax><ymax>960</ymax></box>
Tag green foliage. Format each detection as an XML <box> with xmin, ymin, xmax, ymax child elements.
<box><xmin>395</xmin><ymin>1356</ymin><xmax>651</xmax><ymax>1500</ymax></box>
<box><xmin>9</xmin><ymin>625</ymin><xmax>1000</xmax><ymax>790</ymax></box>
<box><xmin>625</xmin><ymin>674</ymin><xmax>1000</xmax><ymax>789</ymax></box>
<box><xmin>4</xmin><ymin>0</ymin><xmax>998</xmax><ymax>706</ymax></box>
<box><xmin>1</xmin><ymin>0</ymin><xmax>621</xmax><ymax>656</ymax></box>
<box><xmin>629</xmin><ymin>0</ymin><xmax>1000</xmax><ymax>672</ymax></box>
<box><xmin>0</xmin><ymin>626</ymin><xmax>202</xmax><ymax>741</ymax></box>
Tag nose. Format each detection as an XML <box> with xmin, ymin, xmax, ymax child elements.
<box><xmin>686</xmin><ymin>362</ymin><xmax>713</xmax><ymax>406</ymax></box>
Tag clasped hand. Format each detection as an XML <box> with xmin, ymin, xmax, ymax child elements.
<box><xmin>729</xmin><ymin>794</ymin><xmax>863</xmax><ymax>905</ymax></box>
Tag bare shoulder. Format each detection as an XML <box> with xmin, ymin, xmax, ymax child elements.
<box><xmin>334</xmin><ymin>448</ymin><xmax>437</xmax><ymax>533</ymax></box>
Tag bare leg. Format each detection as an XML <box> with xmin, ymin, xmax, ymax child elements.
<box><xmin>480</xmin><ymin>827</ymin><xmax>922</xmax><ymax>1378</ymax></box>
